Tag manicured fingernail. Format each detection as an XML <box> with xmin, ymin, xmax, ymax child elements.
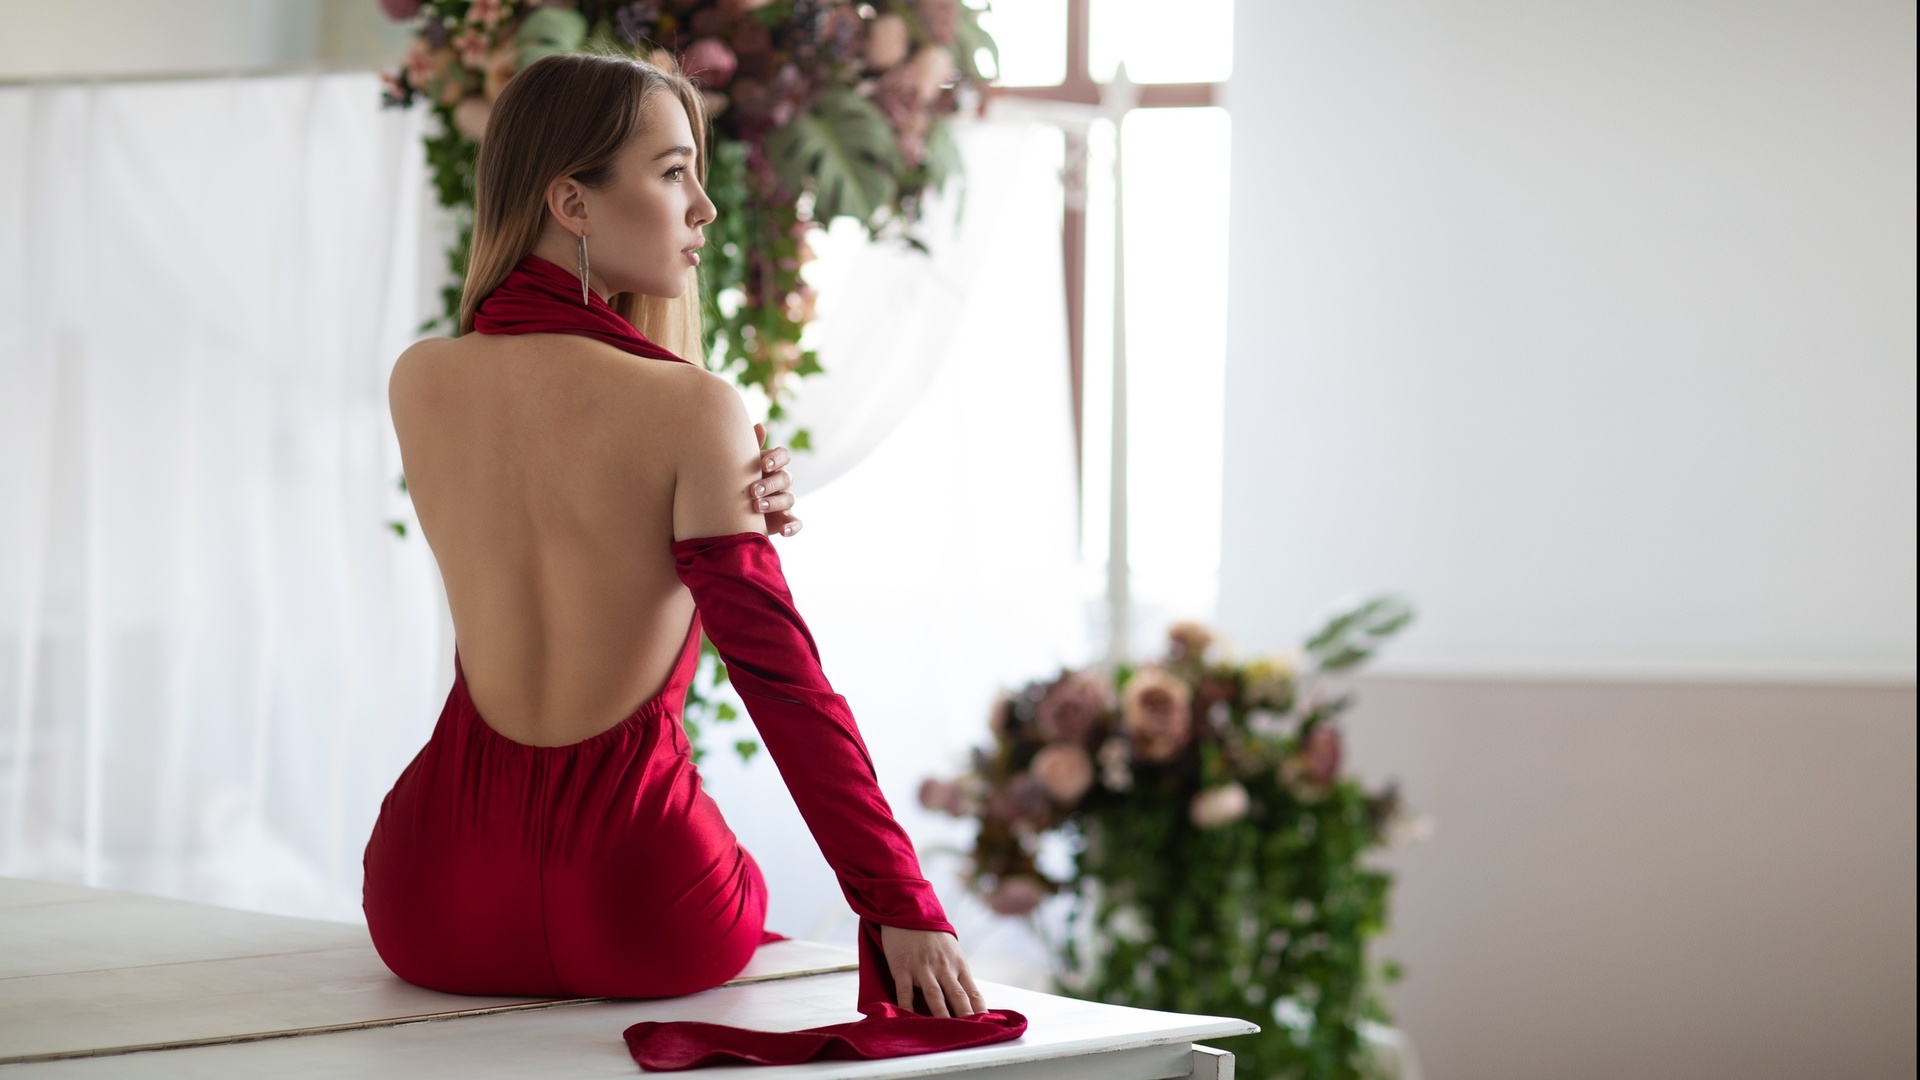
<box><xmin>783</xmin><ymin>524</ymin><xmax>795</xmax><ymax>535</ymax></box>
<box><xmin>752</xmin><ymin>484</ymin><xmax>764</xmax><ymax>496</ymax></box>
<box><xmin>757</xmin><ymin>499</ymin><xmax>769</xmax><ymax>511</ymax></box>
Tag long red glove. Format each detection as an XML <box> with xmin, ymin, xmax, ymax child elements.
<box><xmin>623</xmin><ymin>532</ymin><xmax>1027</xmax><ymax>1071</ymax></box>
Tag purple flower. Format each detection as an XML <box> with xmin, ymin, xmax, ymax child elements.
<box><xmin>1035</xmin><ymin>671</ymin><xmax>1112</xmax><ymax>744</ymax></box>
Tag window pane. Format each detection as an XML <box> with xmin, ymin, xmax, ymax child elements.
<box><xmin>1090</xmin><ymin>0</ymin><xmax>1233</xmax><ymax>84</ymax></box>
<box><xmin>976</xmin><ymin>0</ymin><xmax>1068</xmax><ymax>87</ymax></box>
<box><xmin>1122</xmin><ymin>106</ymin><xmax>1231</xmax><ymax>629</ymax></box>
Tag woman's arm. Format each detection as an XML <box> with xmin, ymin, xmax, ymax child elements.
<box><xmin>668</xmin><ymin>376</ymin><xmax>983</xmax><ymax>1017</ymax></box>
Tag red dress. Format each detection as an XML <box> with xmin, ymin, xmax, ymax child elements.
<box><xmin>361</xmin><ymin>256</ymin><xmax>1025</xmax><ymax>1069</ymax></box>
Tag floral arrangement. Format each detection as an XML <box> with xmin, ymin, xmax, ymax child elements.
<box><xmin>920</xmin><ymin>600</ymin><xmax>1420</xmax><ymax>1080</ymax></box>
<box><xmin>377</xmin><ymin>0</ymin><xmax>996</xmax><ymax>442</ymax></box>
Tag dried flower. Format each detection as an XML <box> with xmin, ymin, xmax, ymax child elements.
<box><xmin>1282</xmin><ymin>724</ymin><xmax>1342</xmax><ymax>800</ymax></box>
<box><xmin>1167</xmin><ymin>621</ymin><xmax>1215</xmax><ymax>663</ymax></box>
<box><xmin>1035</xmin><ymin>671</ymin><xmax>1111</xmax><ymax>744</ymax></box>
<box><xmin>865</xmin><ymin>13</ymin><xmax>911</xmax><ymax>69</ymax></box>
<box><xmin>985</xmin><ymin>875</ymin><xmax>1047</xmax><ymax>916</ymax></box>
<box><xmin>1190</xmin><ymin>782</ymin><xmax>1251</xmax><ymax>829</ymax></box>
<box><xmin>1030</xmin><ymin>743</ymin><xmax>1095</xmax><ymax>804</ymax></box>
<box><xmin>1122</xmin><ymin>667</ymin><xmax>1192</xmax><ymax>763</ymax></box>
<box><xmin>681</xmin><ymin>37</ymin><xmax>738</xmax><ymax>88</ymax></box>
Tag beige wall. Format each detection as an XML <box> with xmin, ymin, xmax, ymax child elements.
<box><xmin>1345</xmin><ymin>675</ymin><xmax>1916</xmax><ymax>1079</ymax></box>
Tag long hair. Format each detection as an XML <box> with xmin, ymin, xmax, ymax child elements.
<box><xmin>458</xmin><ymin>52</ymin><xmax>709</xmax><ymax>361</ymax></box>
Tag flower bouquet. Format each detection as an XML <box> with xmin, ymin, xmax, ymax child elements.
<box><xmin>378</xmin><ymin>0</ymin><xmax>997</xmax><ymax>440</ymax></box>
<box><xmin>921</xmin><ymin>600</ymin><xmax>1419</xmax><ymax>1080</ymax></box>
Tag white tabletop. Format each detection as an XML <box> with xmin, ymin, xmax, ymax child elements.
<box><xmin>0</xmin><ymin>877</ymin><xmax>1256</xmax><ymax>1078</ymax></box>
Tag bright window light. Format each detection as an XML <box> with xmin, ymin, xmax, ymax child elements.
<box><xmin>975</xmin><ymin>0</ymin><xmax>1068</xmax><ymax>87</ymax></box>
<box><xmin>1090</xmin><ymin>0</ymin><xmax>1233</xmax><ymax>84</ymax></box>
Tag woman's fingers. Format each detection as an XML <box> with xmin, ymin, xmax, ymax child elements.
<box><xmin>919</xmin><ymin>968</ymin><xmax>953</xmax><ymax>1018</ymax></box>
<box><xmin>891</xmin><ymin>958</ymin><xmax>916</xmax><ymax>1012</ymax></box>
<box><xmin>958</xmin><ymin>965</ymin><xmax>987</xmax><ymax>1013</ymax></box>
<box><xmin>753</xmin><ymin>491</ymin><xmax>795</xmax><ymax>514</ymax></box>
<box><xmin>934</xmin><ymin>964</ymin><xmax>975</xmax><ymax>1016</ymax></box>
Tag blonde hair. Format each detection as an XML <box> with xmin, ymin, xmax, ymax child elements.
<box><xmin>458</xmin><ymin>52</ymin><xmax>708</xmax><ymax>362</ymax></box>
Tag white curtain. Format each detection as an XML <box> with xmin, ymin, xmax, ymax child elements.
<box><xmin>0</xmin><ymin>74</ymin><xmax>1084</xmax><ymax>940</ymax></box>
<box><xmin>0</xmin><ymin>73</ymin><xmax>444</xmax><ymax>920</ymax></box>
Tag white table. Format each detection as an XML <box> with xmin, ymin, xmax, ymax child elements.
<box><xmin>0</xmin><ymin>878</ymin><xmax>1255</xmax><ymax>1078</ymax></box>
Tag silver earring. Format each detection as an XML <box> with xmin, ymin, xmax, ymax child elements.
<box><xmin>576</xmin><ymin>231</ymin><xmax>591</xmax><ymax>306</ymax></box>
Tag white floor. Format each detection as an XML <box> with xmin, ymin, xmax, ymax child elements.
<box><xmin>0</xmin><ymin>878</ymin><xmax>1253</xmax><ymax>1078</ymax></box>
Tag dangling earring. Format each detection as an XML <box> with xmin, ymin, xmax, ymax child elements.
<box><xmin>575</xmin><ymin>230</ymin><xmax>591</xmax><ymax>306</ymax></box>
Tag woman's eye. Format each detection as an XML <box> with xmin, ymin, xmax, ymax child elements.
<box><xmin>665</xmin><ymin>165</ymin><xmax>686</xmax><ymax>181</ymax></box>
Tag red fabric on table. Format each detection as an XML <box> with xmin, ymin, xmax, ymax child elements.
<box><xmin>622</xmin><ymin>532</ymin><xmax>1027</xmax><ymax>1070</ymax></box>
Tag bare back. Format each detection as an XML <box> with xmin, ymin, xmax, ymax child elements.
<box><xmin>390</xmin><ymin>332</ymin><xmax>761</xmax><ymax>747</ymax></box>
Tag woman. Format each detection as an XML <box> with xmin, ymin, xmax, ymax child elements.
<box><xmin>361</xmin><ymin>53</ymin><xmax>1006</xmax><ymax>1056</ymax></box>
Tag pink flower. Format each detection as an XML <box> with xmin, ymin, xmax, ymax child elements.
<box><xmin>1036</xmin><ymin>671</ymin><xmax>1111</xmax><ymax>743</ymax></box>
<box><xmin>452</xmin><ymin>96</ymin><xmax>492</xmax><ymax>140</ymax></box>
<box><xmin>1189</xmin><ymin>782</ymin><xmax>1251</xmax><ymax>829</ymax></box>
<box><xmin>452</xmin><ymin>27</ymin><xmax>491</xmax><ymax>69</ymax></box>
<box><xmin>1122</xmin><ymin>667</ymin><xmax>1192</xmax><ymax>763</ymax></box>
<box><xmin>1166</xmin><ymin>621</ymin><xmax>1215</xmax><ymax>663</ymax></box>
<box><xmin>917</xmin><ymin>777</ymin><xmax>973</xmax><ymax>817</ymax></box>
<box><xmin>865</xmin><ymin>13</ymin><xmax>910</xmax><ymax>70</ymax></box>
<box><xmin>379</xmin><ymin>0</ymin><xmax>423</xmax><ymax>19</ymax></box>
<box><xmin>680</xmin><ymin>37</ymin><xmax>738</xmax><ymax>88</ymax></box>
<box><xmin>985</xmin><ymin>875</ymin><xmax>1047</xmax><ymax>916</ymax></box>
<box><xmin>1030</xmin><ymin>743</ymin><xmax>1095</xmax><ymax>804</ymax></box>
<box><xmin>466</xmin><ymin>0</ymin><xmax>505</xmax><ymax>29</ymax></box>
<box><xmin>915</xmin><ymin>0</ymin><xmax>961</xmax><ymax>45</ymax></box>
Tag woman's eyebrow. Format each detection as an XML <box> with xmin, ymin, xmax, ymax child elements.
<box><xmin>652</xmin><ymin>144</ymin><xmax>694</xmax><ymax>161</ymax></box>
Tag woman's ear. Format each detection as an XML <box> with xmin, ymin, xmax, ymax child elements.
<box><xmin>545</xmin><ymin>176</ymin><xmax>591</xmax><ymax>236</ymax></box>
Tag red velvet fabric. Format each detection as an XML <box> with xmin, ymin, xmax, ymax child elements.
<box><xmin>469</xmin><ymin>254</ymin><xmax>689</xmax><ymax>364</ymax></box>
<box><xmin>364</xmin><ymin>265</ymin><xmax>1026</xmax><ymax>1068</ymax></box>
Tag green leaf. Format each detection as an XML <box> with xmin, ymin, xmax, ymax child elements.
<box><xmin>924</xmin><ymin>116</ymin><xmax>963</xmax><ymax>197</ymax></box>
<box><xmin>956</xmin><ymin>10</ymin><xmax>1001</xmax><ymax>84</ymax></box>
<box><xmin>385</xmin><ymin>520</ymin><xmax>408</xmax><ymax>539</ymax></box>
<box><xmin>516</xmin><ymin>7</ymin><xmax>588</xmax><ymax>67</ymax></box>
<box><xmin>763</xmin><ymin>90</ymin><xmax>902</xmax><ymax>225</ymax></box>
<box><xmin>716</xmin><ymin>702</ymin><xmax>738</xmax><ymax>722</ymax></box>
<box><xmin>788</xmin><ymin>428</ymin><xmax>813</xmax><ymax>451</ymax></box>
<box><xmin>733</xmin><ymin>739</ymin><xmax>761</xmax><ymax>763</ymax></box>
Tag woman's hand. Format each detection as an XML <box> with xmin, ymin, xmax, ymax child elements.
<box><xmin>750</xmin><ymin>423</ymin><xmax>802</xmax><ymax>537</ymax></box>
<box><xmin>880</xmin><ymin>925</ymin><xmax>988</xmax><ymax>1017</ymax></box>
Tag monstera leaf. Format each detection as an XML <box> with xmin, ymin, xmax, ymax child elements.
<box><xmin>764</xmin><ymin>90</ymin><xmax>902</xmax><ymax>226</ymax></box>
<box><xmin>516</xmin><ymin>7</ymin><xmax>587</xmax><ymax>66</ymax></box>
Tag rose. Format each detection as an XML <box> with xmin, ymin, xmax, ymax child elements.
<box><xmin>466</xmin><ymin>0</ymin><xmax>504</xmax><ymax>30</ymax></box>
<box><xmin>1167</xmin><ymin>621</ymin><xmax>1214</xmax><ymax>663</ymax></box>
<box><xmin>451</xmin><ymin>27</ymin><xmax>491</xmax><ymax>69</ymax></box>
<box><xmin>379</xmin><ymin>0</ymin><xmax>422</xmax><ymax>20</ymax></box>
<box><xmin>452</xmin><ymin>97</ymin><xmax>493</xmax><ymax>141</ymax></box>
<box><xmin>917</xmin><ymin>777</ymin><xmax>971</xmax><ymax>817</ymax></box>
<box><xmin>1122</xmin><ymin>667</ymin><xmax>1192</xmax><ymax>763</ymax></box>
<box><xmin>1035</xmin><ymin>671</ymin><xmax>1111</xmax><ymax>743</ymax></box>
<box><xmin>680</xmin><ymin>37</ymin><xmax>738</xmax><ymax>88</ymax></box>
<box><xmin>985</xmin><ymin>875</ymin><xmax>1047</xmax><ymax>916</ymax></box>
<box><xmin>1029</xmin><ymin>743</ymin><xmax>1095</xmax><ymax>804</ymax></box>
<box><xmin>1189</xmin><ymin>782</ymin><xmax>1250</xmax><ymax>829</ymax></box>
<box><xmin>865</xmin><ymin>13</ymin><xmax>910</xmax><ymax>70</ymax></box>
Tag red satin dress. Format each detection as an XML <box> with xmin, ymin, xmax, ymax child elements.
<box><xmin>361</xmin><ymin>256</ymin><xmax>1025</xmax><ymax>1070</ymax></box>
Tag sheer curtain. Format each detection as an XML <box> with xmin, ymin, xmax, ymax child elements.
<box><xmin>0</xmin><ymin>75</ymin><xmax>1084</xmax><ymax>937</ymax></box>
<box><xmin>0</xmin><ymin>72</ymin><xmax>444</xmax><ymax>920</ymax></box>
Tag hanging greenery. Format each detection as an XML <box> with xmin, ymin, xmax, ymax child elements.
<box><xmin>377</xmin><ymin>0</ymin><xmax>996</xmax><ymax>446</ymax></box>
<box><xmin>920</xmin><ymin>601</ymin><xmax>1422</xmax><ymax>1079</ymax></box>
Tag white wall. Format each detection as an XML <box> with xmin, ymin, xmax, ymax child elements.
<box><xmin>1219</xmin><ymin>0</ymin><xmax>1916</xmax><ymax>681</ymax></box>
